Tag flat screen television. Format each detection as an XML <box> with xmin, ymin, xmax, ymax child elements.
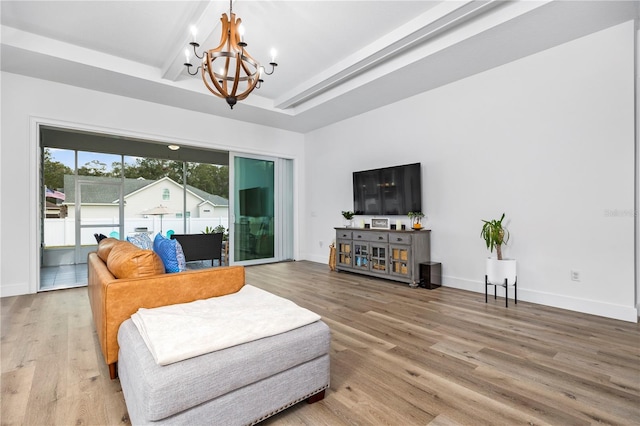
<box><xmin>353</xmin><ymin>163</ymin><xmax>422</xmax><ymax>215</ymax></box>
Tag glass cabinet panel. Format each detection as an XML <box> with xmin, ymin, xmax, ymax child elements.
<box><xmin>337</xmin><ymin>241</ymin><xmax>352</xmax><ymax>267</ymax></box>
<box><xmin>354</xmin><ymin>243</ymin><xmax>369</xmax><ymax>269</ymax></box>
<box><xmin>390</xmin><ymin>245</ymin><xmax>409</xmax><ymax>277</ymax></box>
<box><xmin>370</xmin><ymin>244</ymin><xmax>387</xmax><ymax>272</ymax></box>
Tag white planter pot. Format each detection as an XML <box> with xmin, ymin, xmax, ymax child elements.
<box><xmin>486</xmin><ymin>258</ymin><xmax>517</xmax><ymax>285</ymax></box>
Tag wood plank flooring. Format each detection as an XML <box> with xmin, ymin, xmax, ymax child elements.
<box><xmin>2</xmin><ymin>260</ymin><xmax>639</xmax><ymax>425</ymax></box>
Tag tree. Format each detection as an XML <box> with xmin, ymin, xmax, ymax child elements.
<box><xmin>43</xmin><ymin>148</ymin><xmax>73</xmax><ymax>190</ymax></box>
<box><xmin>118</xmin><ymin>158</ymin><xmax>184</xmax><ymax>182</ymax></box>
<box><xmin>109</xmin><ymin>156</ymin><xmax>229</xmax><ymax>198</ymax></box>
<box><xmin>187</xmin><ymin>164</ymin><xmax>229</xmax><ymax>198</ymax></box>
<box><xmin>77</xmin><ymin>159</ymin><xmax>108</xmax><ymax>176</ymax></box>
<box><xmin>43</xmin><ymin>149</ymin><xmax>229</xmax><ymax>199</ymax></box>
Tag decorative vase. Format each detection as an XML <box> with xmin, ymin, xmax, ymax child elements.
<box><xmin>486</xmin><ymin>258</ymin><xmax>517</xmax><ymax>285</ymax></box>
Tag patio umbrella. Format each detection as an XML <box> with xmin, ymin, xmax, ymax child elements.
<box><xmin>141</xmin><ymin>204</ymin><xmax>177</xmax><ymax>233</ymax></box>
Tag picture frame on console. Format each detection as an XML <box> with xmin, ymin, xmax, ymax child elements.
<box><xmin>371</xmin><ymin>218</ymin><xmax>390</xmax><ymax>229</ymax></box>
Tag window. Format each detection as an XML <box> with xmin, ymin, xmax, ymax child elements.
<box><xmin>162</xmin><ymin>188</ymin><xmax>170</xmax><ymax>200</ymax></box>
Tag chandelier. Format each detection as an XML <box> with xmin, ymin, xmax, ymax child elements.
<box><xmin>184</xmin><ymin>0</ymin><xmax>277</xmax><ymax>109</ymax></box>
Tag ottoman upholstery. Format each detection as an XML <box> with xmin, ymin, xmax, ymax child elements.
<box><xmin>118</xmin><ymin>318</ymin><xmax>331</xmax><ymax>425</ymax></box>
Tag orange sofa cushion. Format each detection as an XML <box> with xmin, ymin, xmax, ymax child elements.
<box><xmin>97</xmin><ymin>238</ymin><xmax>126</xmax><ymax>262</ymax></box>
<box><xmin>106</xmin><ymin>241</ymin><xmax>165</xmax><ymax>279</ymax></box>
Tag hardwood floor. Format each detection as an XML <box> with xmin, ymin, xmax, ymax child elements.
<box><xmin>2</xmin><ymin>261</ymin><xmax>639</xmax><ymax>425</ymax></box>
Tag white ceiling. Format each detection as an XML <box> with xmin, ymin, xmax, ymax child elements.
<box><xmin>1</xmin><ymin>1</ymin><xmax>638</xmax><ymax>133</ymax></box>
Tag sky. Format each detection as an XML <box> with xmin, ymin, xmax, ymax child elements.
<box><xmin>48</xmin><ymin>148</ymin><xmax>138</xmax><ymax>172</ymax></box>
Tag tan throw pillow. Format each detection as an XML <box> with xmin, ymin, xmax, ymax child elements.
<box><xmin>107</xmin><ymin>242</ymin><xmax>165</xmax><ymax>279</ymax></box>
<box><xmin>97</xmin><ymin>238</ymin><xmax>127</xmax><ymax>263</ymax></box>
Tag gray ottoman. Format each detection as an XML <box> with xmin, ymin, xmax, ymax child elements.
<box><xmin>117</xmin><ymin>318</ymin><xmax>330</xmax><ymax>425</ymax></box>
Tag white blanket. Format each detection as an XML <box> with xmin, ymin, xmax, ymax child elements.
<box><xmin>131</xmin><ymin>285</ymin><xmax>321</xmax><ymax>366</ymax></box>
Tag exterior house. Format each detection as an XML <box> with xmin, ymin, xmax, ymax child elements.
<box><xmin>196</xmin><ymin>200</ymin><xmax>219</xmax><ymax>218</ymax></box>
<box><xmin>59</xmin><ymin>175</ymin><xmax>228</xmax><ymax>236</ymax></box>
<box><xmin>62</xmin><ymin>175</ymin><xmax>228</xmax><ymax>220</ymax></box>
<box><xmin>45</xmin><ymin>201</ymin><xmax>67</xmax><ymax>218</ymax></box>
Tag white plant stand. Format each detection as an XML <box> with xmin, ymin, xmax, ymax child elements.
<box><xmin>485</xmin><ymin>258</ymin><xmax>517</xmax><ymax>307</ymax></box>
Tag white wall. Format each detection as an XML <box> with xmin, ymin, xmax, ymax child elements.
<box><xmin>0</xmin><ymin>73</ymin><xmax>304</xmax><ymax>297</ymax></box>
<box><xmin>303</xmin><ymin>21</ymin><xmax>637</xmax><ymax>322</ymax></box>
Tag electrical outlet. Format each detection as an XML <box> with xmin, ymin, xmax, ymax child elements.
<box><xmin>571</xmin><ymin>270</ymin><xmax>581</xmax><ymax>282</ymax></box>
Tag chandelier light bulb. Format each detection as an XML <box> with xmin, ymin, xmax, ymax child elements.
<box><xmin>238</xmin><ymin>24</ymin><xmax>245</xmax><ymax>40</ymax></box>
<box><xmin>184</xmin><ymin>48</ymin><xmax>191</xmax><ymax>63</ymax></box>
<box><xmin>190</xmin><ymin>26</ymin><xmax>197</xmax><ymax>42</ymax></box>
<box><xmin>270</xmin><ymin>48</ymin><xmax>277</xmax><ymax>63</ymax></box>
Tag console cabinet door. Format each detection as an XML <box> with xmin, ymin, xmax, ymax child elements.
<box><xmin>369</xmin><ymin>243</ymin><xmax>389</xmax><ymax>274</ymax></box>
<box><xmin>336</xmin><ymin>239</ymin><xmax>353</xmax><ymax>268</ymax></box>
<box><xmin>389</xmin><ymin>244</ymin><xmax>411</xmax><ymax>279</ymax></box>
<box><xmin>353</xmin><ymin>242</ymin><xmax>370</xmax><ymax>270</ymax></box>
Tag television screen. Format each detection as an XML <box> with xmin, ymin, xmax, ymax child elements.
<box><xmin>353</xmin><ymin>163</ymin><xmax>421</xmax><ymax>215</ymax></box>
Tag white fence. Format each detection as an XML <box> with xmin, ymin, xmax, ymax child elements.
<box><xmin>44</xmin><ymin>217</ymin><xmax>229</xmax><ymax>247</ymax></box>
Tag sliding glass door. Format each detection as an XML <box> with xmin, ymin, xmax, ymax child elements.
<box><xmin>40</xmin><ymin>149</ymin><xmax>125</xmax><ymax>290</ymax></box>
<box><xmin>230</xmin><ymin>154</ymin><xmax>293</xmax><ymax>265</ymax></box>
<box><xmin>40</xmin><ymin>138</ymin><xmax>229</xmax><ymax>290</ymax></box>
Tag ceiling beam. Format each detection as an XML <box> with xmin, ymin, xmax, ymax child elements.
<box><xmin>160</xmin><ymin>1</ymin><xmax>224</xmax><ymax>83</ymax></box>
<box><xmin>273</xmin><ymin>0</ymin><xmax>509</xmax><ymax>110</ymax></box>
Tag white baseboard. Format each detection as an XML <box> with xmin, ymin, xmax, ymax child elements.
<box><xmin>0</xmin><ymin>282</ymin><xmax>32</xmax><ymax>298</ymax></box>
<box><xmin>302</xmin><ymin>253</ymin><xmax>328</xmax><ymax>264</ymax></box>
<box><xmin>443</xmin><ymin>275</ymin><xmax>638</xmax><ymax>323</ymax></box>
<box><xmin>265</xmin><ymin>258</ymin><xmax>640</xmax><ymax>323</ymax></box>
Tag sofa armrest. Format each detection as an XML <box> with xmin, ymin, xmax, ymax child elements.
<box><xmin>102</xmin><ymin>265</ymin><xmax>245</xmax><ymax>366</ymax></box>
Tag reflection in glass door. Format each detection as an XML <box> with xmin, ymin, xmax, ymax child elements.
<box><xmin>231</xmin><ymin>154</ymin><xmax>293</xmax><ymax>265</ymax></box>
<box><xmin>233</xmin><ymin>156</ymin><xmax>275</xmax><ymax>263</ymax></box>
<box><xmin>76</xmin><ymin>180</ymin><xmax>124</xmax><ymax>263</ymax></box>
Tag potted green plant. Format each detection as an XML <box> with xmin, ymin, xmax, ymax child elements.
<box><xmin>408</xmin><ymin>211</ymin><xmax>425</xmax><ymax>230</ymax></box>
<box><xmin>481</xmin><ymin>213</ymin><xmax>516</xmax><ymax>291</ymax></box>
<box><xmin>341</xmin><ymin>210</ymin><xmax>355</xmax><ymax>228</ymax></box>
<box><xmin>213</xmin><ymin>225</ymin><xmax>228</xmax><ymax>241</ymax></box>
<box><xmin>481</xmin><ymin>213</ymin><xmax>509</xmax><ymax>260</ymax></box>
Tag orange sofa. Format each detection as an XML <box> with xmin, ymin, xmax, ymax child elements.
<box><xmin>87</xmin><ymin>238</ymin><xmax>245</xmax><ymax>379</ymax></box>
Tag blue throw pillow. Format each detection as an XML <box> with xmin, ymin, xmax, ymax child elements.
<box><xmin>127</xmin><ymin>232</ymin><xmax>153</xmax><ymax>250</ymax></box>
<box><xmin>153</xmin><ymin>233</ymin><xmax>186</xmax><ymax>273</ymax></box>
